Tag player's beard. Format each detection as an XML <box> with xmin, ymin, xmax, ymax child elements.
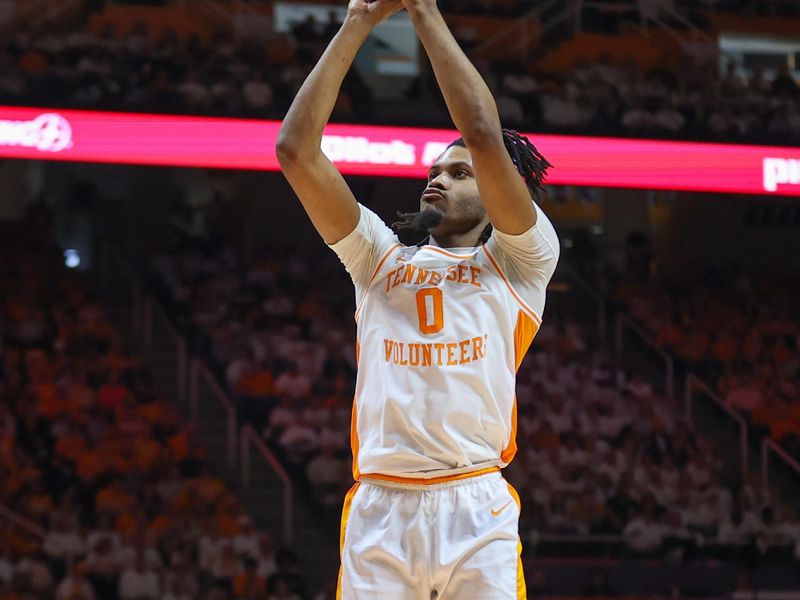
<box><xmin>391</xmin><ymin>207</ymin><xmax>444</xmax><ymax>233</ymax></box>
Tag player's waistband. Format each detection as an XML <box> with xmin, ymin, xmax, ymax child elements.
<box><xmin>359</xmin><ymin>466</ymin><xmax>501</xmax><ymax>491</ymax></box>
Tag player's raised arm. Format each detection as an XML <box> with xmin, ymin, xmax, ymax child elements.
<box><xmin>276</xmin><ymin>0</ymin><xmax>403</xmax><ymax>244</ymax></box>
<box><xmin>403</xmin><ymin>0</ymin><xmax>537</xmax><ymax>235</ymax></box>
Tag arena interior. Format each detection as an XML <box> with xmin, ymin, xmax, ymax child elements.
<box><xmin>0</xmin><ymin>0</ymin><xmax>799</xmax><ymax>598</ymax></box>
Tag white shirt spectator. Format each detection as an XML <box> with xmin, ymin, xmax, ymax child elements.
<box><xmin>686</xmin><ymin>457</ymin><xmax>712</xmax><ymax>488</ymax></box>
<box><xmin>307</xmin><ymin>450</ymin><xmax>348</xmax><ymax>490</ymax></box>
<box><xmin>655</xmin><ymin>107</ymin><xmax>686</xmax><ymax>133</ymax></box>
<box><xmin>544</xmin><ymin>406</ymin><xmax>572</xmax><ymax>434</ymax></box>
<box><xmin>496</xmin><ymin>93</ymin><xmax>524</xmax><ymax>126</ymax></box>
<box><xmin>15</xmin><ymin>556</ymin><xmax>52</xmax><ymax>590</ymax></box>
<box><xmin>557</xmin><ymin>444</ymin><xmax>587</xmax><ymax>469</ymax></box>
<box><xmin>621</xmin><ymin>106</ymin><xmax>656</xmax><ymax>131</ymax></box>
<box><xmin>540</xmin><ymin>91</ymin><xmax>586</xmax><ymax>128</ymax></box>
<box><xmin>55</xmin><ymin>573</ymin><xmax>95</xmax><ymax>600</ymax></box>
<box><xmin>623</xmin><ymin>515</ymin><xmax>663</xmax><ymax>553</ymax></box>
<box><xmin>233</xmin><ymin>521</ymin><xmax>260</xmax><ymax>558</ymax></box>
<box><xmin>274</xmin><ymin>369</ymin><xmax>312</xmax><ymax>399</ymax></box>
<box><xmin>178</xmin><ymin>77</ymin><xmax>210</xmax><ymax>108</ymax></box>
<box><xmin>243</xmin><ymin>77</ymin><xmax>274</xmax><ymax>111</ymax></box>
<box><xmin>198</xmin><ymin>534</ymin><xmax>225</xmax><ymax>572</ymax></box>
<box><xmin>0</xmin><ymin>552</ymin><xmax>12</xmax><ymax>585</ymax></box>
<box><xmin>683</xmin><ymin>493</ymin><xmax>725</xmax><ymax>530</ymax></box>
<box><xmin>44</xmin><ymin>528</ymin><xmax>86</xmax><ymax>560</ymax></box>
<box><xmin>279</xmin><ymin>420</ymin><xmax>319</xmax><ymax>454</ymax></box>
<box><xmin>503</xmin><ymin>73</ymin><xmax>537</xmax><ymax>96</ymax></box>
<box><xmin>118</xmin><ymin>564</ymin><xmax>160</xmax><ymax>600</ymax></box>
<box><xmin>115</xmin><ymin>545</ymin><xmax>162</xmax><ymax>571</ymax></box>
<box><xmin>717</xmin><ymin>515</ymin><xmax>753</xmax><ymax>546</ymax></box>
<box><xmin>225</xmin><ymin>357</ymin><xmax>253</xmax><ymax>391</ymax></box>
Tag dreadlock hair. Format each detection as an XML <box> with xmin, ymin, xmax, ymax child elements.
<box><xmin>393</xmin><ymin>129</ymin><xmax>552</xmax><ymax>246</ymax></box>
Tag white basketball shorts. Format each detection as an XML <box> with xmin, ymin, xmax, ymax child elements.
<box><xmin>336</xmin><ymin>469</ymin><xmax>526</xmax><ymax>600</ymax></box>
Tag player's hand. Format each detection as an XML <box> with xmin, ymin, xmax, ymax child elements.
<box><xmin>346</xmin><ymin>0</ymin><xmax>404</xmax><ymax>27</ymax></box>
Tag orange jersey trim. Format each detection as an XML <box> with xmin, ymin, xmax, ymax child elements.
<box><xmin>482</xmin><ymin>245</ymin><xmax>542</xmax><ymax>325</ymax></box>
<box><xmin>336</xmin><ymin>482</ymin><xmax>360</xmax><ymax>600</ymax></box>
<box><xmin>506</xmin><ymin>482</ymin><xmax>527</xmax><ymax>600</ymax></box>
<box><xmin>501</xmin><ymin>310</ymin><xmax>539</xmax><ymax>465</ymax></box>
<box><xmin>350</xmin><ymin>342</ymin><xmax>361</xmax><ymax>481</ymax></box>
<box><xmin>355</xmin><ymin>242</ymin><xmax>403</xmax><ymax>322</ymax></box>
<box><xmin>359</xmin><ymin>466</ymin><xmax>500</xmax><ymax>485</ymax></box>
<box><xmin>419</xmin><ymin>245</ymin><xmax>481</xmax><ymax>260</ymax></box>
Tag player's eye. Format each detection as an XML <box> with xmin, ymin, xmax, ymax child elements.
<box><xmin>456</xmin><ymin>169</ymin><xmax>469</xmax><ymax>178</ymax></box>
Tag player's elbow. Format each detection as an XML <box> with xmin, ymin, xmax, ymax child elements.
<box><xmin>275</xmin><ymin>132</ymin><xmax>303</xmax><ymax>164</ymax></box>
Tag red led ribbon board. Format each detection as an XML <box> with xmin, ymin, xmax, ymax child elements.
<box><xmin>1</xmin><ymin>106</ymin><xmax>799</xmax><ymax>196</ymax></box>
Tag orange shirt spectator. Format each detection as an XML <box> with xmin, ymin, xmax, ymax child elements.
<box><xmin>24</xmin><ymin>490</ymin><xmax>55</xmax><ymax>521</ymax></box>
<box><xmin>55</xmin><ymin>431</ymin><xmax>88</xmax><ymax>462</ymax></box>
<box><xmin>233</xmin><ymin>560</ymin><xmax>267</xmax><ymax>598</ymax></box>
<box><xmin>236</xmin><ymin>368</ymin><xmax>275</xmax><ymax>397</ymax></box>
<box><xmin>98</xmin><ymin>381</ymin><xmax>129</xmax><ymax>411</ymax></box>
<box><xmin>77</xmin><ymin>451</ymin><xmax>107</xmax><ymax>482</ymax></box>
<box><xmin>115</xmin><ymin>511</ymin><xmax>139</xmax><ymax>538</ymax></box>
<box><xmin>167</xmin><ymin>429</ymin><xmax>190</xmax><ymax>462</ymax></box>
<box><xmin>132</xmin><ymin>437</ymin><xmax>161</xmax><ymax>473</ymax></box>
<box><xmin>96</xmin><ymin>484</ymin><xmax>136</xmax><ymax>515</ymax></box>
<box><xmin>711</xmin><ymin>334</ymin><xmax>738</xmax><ymax>363</ymax></box>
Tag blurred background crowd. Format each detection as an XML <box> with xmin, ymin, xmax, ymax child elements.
<box><xmin>1</xmin><ymin>0</ymin><xmax>799</xmax><ymax>597</ymax></box>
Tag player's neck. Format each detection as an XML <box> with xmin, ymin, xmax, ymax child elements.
<box><xmin>428</xmin><ymin>222</ymin><xmax>486</xmax><ymax>249</ymax></box>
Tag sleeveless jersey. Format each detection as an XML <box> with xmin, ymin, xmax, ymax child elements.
<box><xmin>330</xmin><ymin>203</ymin><xmax>559</xmax><ymax>479</ymax></box>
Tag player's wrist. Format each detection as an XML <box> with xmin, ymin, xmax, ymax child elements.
<box><xmin>403</xmin><ymin>0</ymin><xmax>440</xmax><ymax>19</ymax></box>
<box><xmin>342</xmin><ymin>13</ymin><xmax>378</xmax><ymax>33</ymax></box>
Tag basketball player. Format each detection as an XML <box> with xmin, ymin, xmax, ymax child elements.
<box><xmin>276</xmin><ymin>0</ymin><xmax>559</xmax><ymax>596</ymax></box>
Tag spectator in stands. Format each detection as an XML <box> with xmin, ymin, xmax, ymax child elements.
<box><xmin>242</xmin><ymin>70</ymin><xmax>274</xmax><ymax>116</ymax></box>
<box><xmin>55</xmin><ymin>562</ymin><xmax>94</xmax><ymax>600</ymax></box>
<box><xmin>118</xmin><ymin>549</ymin><xmax>160</xmax><ymax>599</ymax></box>
<box><xmin>233</xmin><ymin>557</ymin><xmax>267</xmax><ymax>599</ymax></box>
<box><xmin>622</xmin><ymin>505</ymin><xmax>664</xmax><ymax>558</ymax></box>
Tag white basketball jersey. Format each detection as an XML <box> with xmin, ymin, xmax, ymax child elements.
<box><xmin>330</xmin><ymin>204</ymin><xmax>559</xmax><ymax>480</ymax></box>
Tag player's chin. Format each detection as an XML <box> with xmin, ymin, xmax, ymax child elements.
<box><xmin>417</xmin><ymin>206</ymin><xmax>445</xmax><ymax>231</ymax></box>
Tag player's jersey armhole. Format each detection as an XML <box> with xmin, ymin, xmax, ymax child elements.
<box><xmin>354</xmin><ymin>243</ymin><xmax>403</xmax><ymax>322</ymax></box>
<box><xmin>482</xmin><ymin>245</ymin><xmax>543</xmax><ymax>326</ymax></box>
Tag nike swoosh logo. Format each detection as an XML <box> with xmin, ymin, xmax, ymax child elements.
<box><xmin>491</xmin><ymin>501</ymin><xmax>513</xmax><ymax>517</ymax></box>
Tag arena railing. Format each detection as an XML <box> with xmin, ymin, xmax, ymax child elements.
<box><xmin>563</xmin><ymin>265</ymin><xmax>608</xmax><ymax>340</ymax></box>
<box><xmin>2</xmin><ymin>0</ymin><xmax>82</xmax><ymax>31</ymax></box>
<box><xmin>188</xmin><ymin>358</ymin><xmax>238</xmax><ymax>470</ymax></box>
<box><xmin>476</xmin><ymin>0</ymin><xmax>582</xmax><ymax>59</ymax></box>
<box><xmin>100</xmin><ymin>243</ymin><xmax>143</xmax><ymax>348</ymax></box>
<box><xmin>102</xmin><ymin>248</ymin><xmax>293</xmax><ymax>541</ymax></box>
<box><xmin>614</xmin><ymin>313</ymin><xmax>674</xmax><ymax>400</ymax></box>
<box><xmin>761</xmin><ymin>437</ymin><xmax>800</xmax><ymax>489</ymax></box>
<box><xmin>143</xmin><ymin>295</ymin><xmax>189</xmax><ymax>406</ymax></box>
<box><xmin>184</xmin><ymin>0</ymin><xmax>237</xmax><ymax>29</ymax></box>
<box><xmin>0</xmin><ymin>503</ymin><xmax>45</xmax><ymax>539</ymax></box>
<box><xmin>684</xmin><ymin>374</ymin><xmax>748</xmax><ymax>480</ymax></box>
<box><xmin>240</xmin><ymin>424</ymin><xmax>294</xmax><ymax>545</ymax></box>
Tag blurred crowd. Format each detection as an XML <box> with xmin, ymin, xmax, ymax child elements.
<box><xmin>435</xmin><ymin>0</ymin><xmax>800</xmax><ymax>18</ymax></box>
<box><xmin>1</xmin><ymin>12</ymin><xmax>799</xmax><ymax>145</ymax></box>
<box><xmin>613</xmin><ymin>266</ymin><xmax>800</xmax><ymax>462</ymax></box>
<box><xmin>0</xmin><ymin>231</ymin><xmax>304</xmax><ymax>599</ymax></box>
<box><xmin>149</xmin><ymin>229</ymin><xmax>800</xmax><ymax>564</ymax></box>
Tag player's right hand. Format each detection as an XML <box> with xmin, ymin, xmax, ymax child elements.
<box><xmin>346</xmin><ymin>0</ymin><xmax>404</xmax><ymax>27</ymax></box>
